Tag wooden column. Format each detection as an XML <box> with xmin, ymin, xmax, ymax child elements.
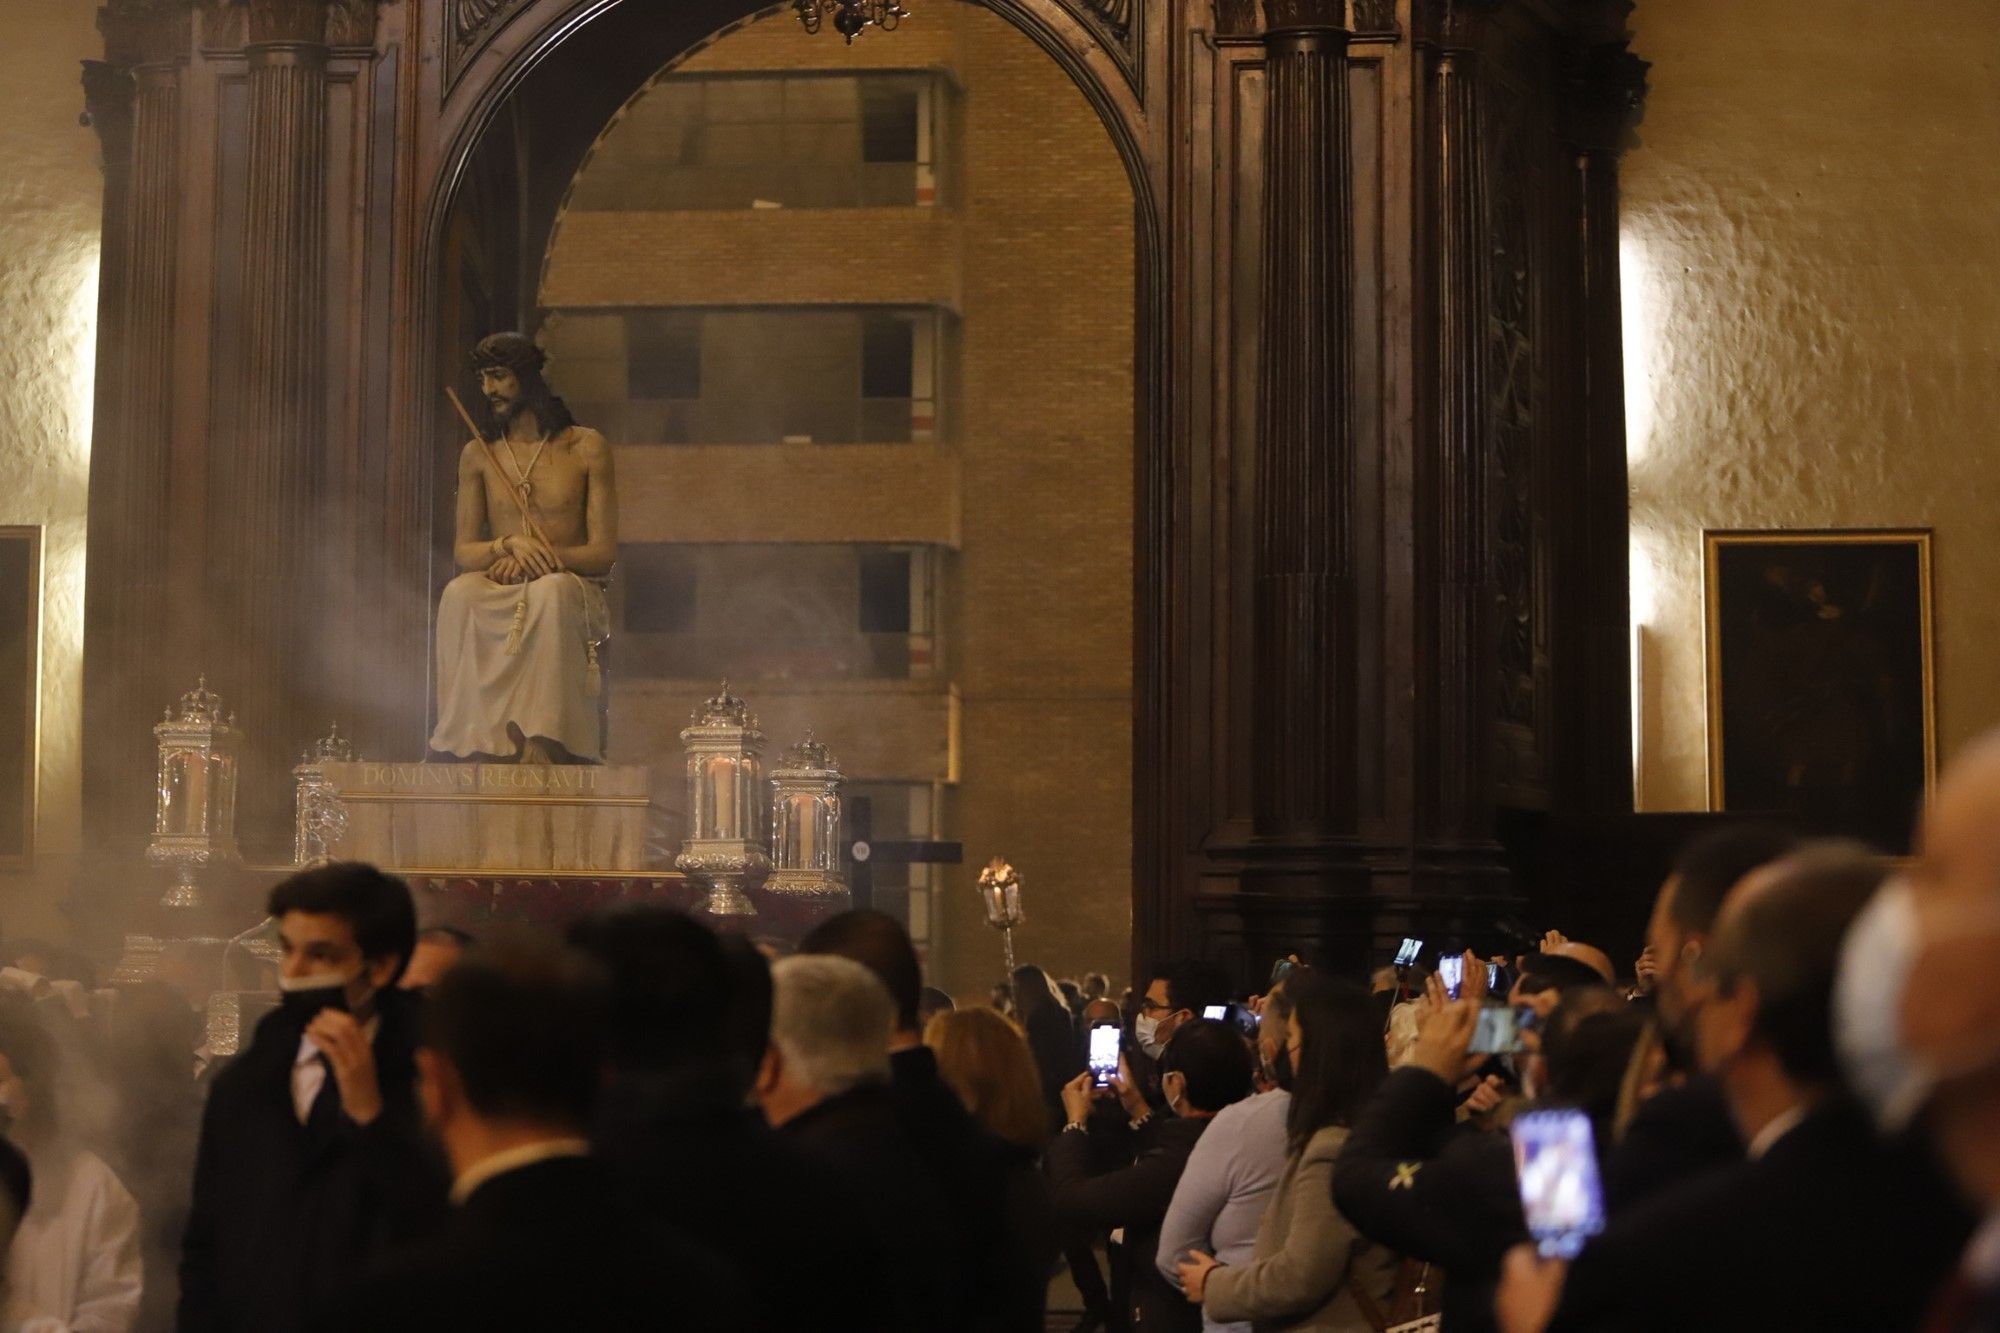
<box><xmin>81</xmin><ymin>0</ymin><xmax>189</xmax><ymax>849</ymax></box>
<box><xmin>1418</xmin><ymin>5</ymin><xmax>1501</xmax><ymax>861</ymax></box>
<box><xmin>1250</xmin><ymin>0</ymin><xmax>1356</xmax><ymax>853</ymax></box>
<box><xmin>210</xmin><ymin>0</ymin><xmax>332</xmax><ymax>839</ymax></box>
<box><xmin>1557</xmin><ymin>40</ymin><xmax>1648</xmax><ymax>813</ymax></box>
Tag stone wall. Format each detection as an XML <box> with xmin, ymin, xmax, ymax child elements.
<box><xmin>0</xmin><ymin>0</ymin><xmax>102</xmax><ymax>935</ymax></box>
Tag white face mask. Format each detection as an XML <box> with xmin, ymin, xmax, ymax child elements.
<box><xmin>1835</xmin><ymin>877</ymin><xmax>2000</xmax><ymax>1131</ymax></box>
<box><xmin>1136</xmin><ymin>1013</ymin><xmax>1165</xmax><ymax>1059</ymax></box>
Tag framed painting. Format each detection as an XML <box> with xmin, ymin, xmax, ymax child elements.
<box><xmin>1703</xmin><ymin>529</ymin><xmax>1935</xmax><ymax>851</ymax></box>
<box><xmin>0</xmin><ymin>526</ymin><xmax>39</xmax><ymax>866</ymax></box>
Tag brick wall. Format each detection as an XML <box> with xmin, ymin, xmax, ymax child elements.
<box><xmin>543</xmin><ymin>2</ymin><xmax>1136</xmax><ymax>997</ymax></box>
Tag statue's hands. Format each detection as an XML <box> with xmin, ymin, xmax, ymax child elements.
<box><xmin>487</xmin><ymin>555</ymin><xmax>525</xmax><ymax>584</ymax></box>
<box><xmin>510</xmin><ymin>536</ymin><xmax>559</xmax><ymax>579</ymax></box>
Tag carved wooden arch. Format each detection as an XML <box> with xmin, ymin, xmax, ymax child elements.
<box><xmin>403</xmin><ymin>0</ymin><xmax>1177</xmax><ymax>958</ymax></box>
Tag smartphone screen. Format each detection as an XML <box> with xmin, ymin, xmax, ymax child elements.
<box><xmin>1510</xmin><ymin>1109</ymin><xmax>1607</xmax><ymax>1259</ymax></box>
<box><xmin>1394</xmin><ymin>937</ymin><xmax>1423</xmax><ymax>968</ymax></box>
<box><xmin>1486</xmin><ymin>961</ymin><xmax>1503</xmax><ymax>992</ymax></box>
<box><xmin>1088</xmin><ymin>1024</ymin><xmax>1121</xmax><ymax>1088</ymax></box>
<box><xmin>1202</xmin><ymin>1004</ymin><xmax>1228</xmax><ymax>1020</ymax></box>
<box><xmin>1468</xmin><ymin>1004</ymin><xmax>1524</xmax><ymax>1055</ymax></box>
<box><xmin>1438</xmin><ymin>954</ymin><xmax>1465</xmax><ymax>1000</ymax></box>
<box><xmin>1269</xmin><ymin>957</ymin><xmax>1296</xmax><ymax>987</ymax></box>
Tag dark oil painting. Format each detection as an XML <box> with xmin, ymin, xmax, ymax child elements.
<box><xmin>1705</xmin><ymin>530</ymin><xmax>1934</xmax><ymax>853</ymax></box>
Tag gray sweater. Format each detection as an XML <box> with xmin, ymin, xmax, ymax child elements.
<box><xmin>1199</xmin><ymin>1124</ymin><xmax>1397</xmax><ymax>1333</ymax></box>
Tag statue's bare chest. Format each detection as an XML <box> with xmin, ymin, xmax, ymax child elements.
<box><xmin>481</xmin><ymin>437</ymin><xmax>588</xmax><ymax>518</ymax></box>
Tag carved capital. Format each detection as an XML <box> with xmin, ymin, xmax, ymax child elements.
<box><xmin>1565</xmin><ymin>41</ymin><xmax>1649</xmax><ymax>152</ymax></box>
<box><xmin>1214</xmin><ymin>0</ymin><xmax>1259</xmax><ymax>36</ymax></box>
<box><xmin>1262</xmin><ymin>0</ymin><xmax>1347</xmax><ymax>35</ymax></box>
<box><xmin>79</xmin><ymin>59</ymin><xmax>135</xmax><ymax>165</ymax></box>
<box><xmin>245</xmin><ymin>0</ymin><xmax>330</xmax><ymax>45</ymax></box>
<box><xmin>99</xmin><ymin>0</ymin><xmax>194</xmax><ymax>66</ymax></box>
<box><xmin>1409</xmin><ymin>0</ymin><xmax>1501</xmax><ymax>52</ymax></box>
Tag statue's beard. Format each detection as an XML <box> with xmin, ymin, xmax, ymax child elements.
<box><xmin>489</xmin><ymin>395</ymin><xmax>523</xmax><ymax>423</ymax></box>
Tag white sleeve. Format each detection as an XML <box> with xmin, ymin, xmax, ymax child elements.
<box><xmin>65</xmin><ymin>1161</ymin><xmax>143</xmax><ymax>1333</ymax></box>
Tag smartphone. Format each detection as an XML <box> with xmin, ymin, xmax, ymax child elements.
<box><xmin>1203</xmin><ymin>1004</ymin><xmax>1228</xmax><ymax>1020</ymax></box>
<box><xmin>1510</xmin><ymin>1109</ymin><xmax>1607</xmax><ymax>1259</ymax></box>
<box><xmin>1468</xmin><ymin>1003</ymin><xmax>1525</xmax><ymax>1055</ymax></box>
<box><xmin>1486</xmin><ymin>961</ymin><xmax>1503</xmax><ymax>993</ymax></box>
<box><xmin>1394</xmin><ymin>937</ymin><xmax>1423</xmax><ymax>969</ymax></box>
<box><xmin>1438</xmin><ymin>954</ymin><xmax>1465</xmax><ymax>1000</ymax></box>
<box><xmin>1269</xmin><ymin>957</ymin><xmax>1297</xmax><ymax>987</ymax></box>
<box><xmin>1087</xmin><ymin>1023</ymin><xmax>1121</xmax><ymax>1089</ymax></box>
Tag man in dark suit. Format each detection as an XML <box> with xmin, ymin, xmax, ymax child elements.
<box><xmin>801</xmin><ymin>910</ymin><xmax>1056</xmax><ymax>1333</ymax></box>
<box><xmin>1602</xmin><ymin>823</ymin><xmax>1797</xmax><ymax>1213</ymax></box>
<box><xmin>1047</xmin><ymin>1017</ymin><xmax>1253</xmax><ymax>1333</ymax></box>
<box><xmin>572</xmin><ymin>906</ymin><xmax>885</xmax><ymax>1333</ymax></box>
<box><xmin>759</xmin><ymin>952</ymin><xmax>959</xmax><ymax>1333</ymax></box>
<box><xmin>180</xmin><ymin>863</ymin><xmax>446</xmax><ymax>1333</ymax></box>
<box><xmin>1496</xmin><ymin>843</ymin><xmax>1973</xmax><ymax>1333</ymax></box>
<box><xmin>328</xmin><ymin>930</ymin><xmax>734</xmax><ymax>1331</ymax></box>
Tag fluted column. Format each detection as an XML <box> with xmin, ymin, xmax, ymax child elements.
<box><xmin>212</xmin><ymin>0</ymin><xmax>331</xmax><ymax>840</ymax></box>
<box><xmin>1423</xmin><ymin>20</ymin><xmax>1496</xmax><ymax>846</ymax></box>
<box><xmin>1251</xmin><ymin>0</ymin><xmax>1355</xmax><ymax>840</ymax></box>
<box><xmin>82</xmin><ymin>1</ymin><xmax>189</xmax><ymax>846</ymax></box>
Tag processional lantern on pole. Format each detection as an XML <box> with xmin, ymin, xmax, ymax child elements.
<box><xmin>292</xmin><ymin>723</ymin><xmax>353</xmax><ymax>867</ymax></box>
<box><xmin>146</xmin><ymin>677</ymin><xmax>244</xmax><ymax>909</ymax></box>
<box><xmin>676</xmin><ymin>682</ymin><xmax>771</xmax><ymax>918</ymax></box>
<box><xmin>766</xmin><ymin>730</ymin><xmax>847</xmax><ymax>906</ymax></box>
<box><xmin>976</xmin><ymin>856</ymin><xmax>1025</xmax><ymax>977</ymax></box>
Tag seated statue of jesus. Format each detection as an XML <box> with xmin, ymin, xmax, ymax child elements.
<box><xmin>429</xmin><ymin>332</ymin><xmax>618</xmax><ymax>765</ymax></box>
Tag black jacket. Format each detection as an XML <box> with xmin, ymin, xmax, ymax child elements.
<box><xmin>592</xmin><ymin>1067</ymin><xmax>885</xmax><ymax>1333</ymax></box>
<box><xmin>1046</xmin><ymin>1114</ymin><xmax>1208</xmax><ymax>1333</ymax></box>
<box><xmin>1600</xmin><ymin>1074</ymin><xmax>1741</xmax><ymax>1214</ymax></box>
<box><xmin>324</xmin><ymin>1154</ymin><xmax>736</xmax><ymax>1331</ymax></box>
<box><xmin>1552</xmin><ymin>1095</ymin><xmax>1973</xmax><ymax>1332</ymax></box>
<box><xmin>889</xmin><ymin>1044</ymin><xmax>1056</xmax><ymax>1333</ymax></box>
<box><xmin>179</xmin><ymin>990</ymin><xmax>448</xmax><ymax>1333</ymax></box>
<box><xmin>1330</xmin><ymin>1066</ymin><xmax>1526</xmax><ymax>1333</ymax></box>
<box><xmin>782</xmin><ymin>1078</ymin><xmax>962</xmax><ymax>1333</ymax></box>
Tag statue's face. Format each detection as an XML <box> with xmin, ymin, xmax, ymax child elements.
<box><xmin>479</xmin><ymin>366</ymin><xmax>523</xmax><ymax>421</ymax></box>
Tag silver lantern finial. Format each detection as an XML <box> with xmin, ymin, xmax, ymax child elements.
<box><xmin>292</xmin><ymin>722</ymin><xmax>353</xmax><ymax>867</ymax></box>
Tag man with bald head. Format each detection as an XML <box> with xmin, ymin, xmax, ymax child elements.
<box><xmin>1497</xmin><ymin>842</ymin><xmax>1971</xmax><ymax>1332</ymax></box>
<box><xmin>1836</xmin><ymin>732</ymin><xmax>2000</xmax><ymax>1330</ymax></box>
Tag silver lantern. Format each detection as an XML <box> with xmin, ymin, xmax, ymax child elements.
<box><xmin>146</xmin><ymin>678</ymin><xmax>244</xmax><ymax>909</ymax></box>
<box><xmin>675</xmin><ymin>682</ymin><xmax>771</xmax><ymax>917</ymax></box>
<box><xmin>976</xmin><ymin>856</ymin><xmax>1025</xmax><ymax>977</ymax></box>
<box><xmin>765</xmin><ymin>729</ymin><xmax>847</xmax><ymax>904</ymax></box>
<box><xmin>292</xmin><ymin>722</ymin><xmax>353</xmax><ymax>867</ymax></box>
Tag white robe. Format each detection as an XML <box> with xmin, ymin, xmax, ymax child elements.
<box><xmin>429</xmin><ymin>571</ymin><xmax>605</xmax><ymax>762</ymax></box>
<box><xmin>4</xmin><ymin>1147</ymin><xmax>142</xmax><ymax>1333</ymax></box>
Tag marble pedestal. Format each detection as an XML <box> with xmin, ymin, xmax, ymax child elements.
<box><xmin>319</xmin><ymin>762</ymin><xmax>661</xmax><ymax>873</ymax></box>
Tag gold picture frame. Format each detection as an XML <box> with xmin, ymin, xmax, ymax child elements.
<box><xmin>0</xmin><ymin>525</ymin><xmax>40</xmax><ymax>868</ymax></box>
<box><xmin>1703</xmin><ymin>528</ymin><xmax>1935</xmax><ymax>847</ymax></box>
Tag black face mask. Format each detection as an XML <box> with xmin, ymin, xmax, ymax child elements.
<box><xmin>278</xmin><ymin>983</ymin><xmax>350</xmax><ymax>1024</ymax></box>
<box><xmin>1270</xmin><ymin>1045</ymin><xmax>1296</xmax><ymax>1092</ymax></box>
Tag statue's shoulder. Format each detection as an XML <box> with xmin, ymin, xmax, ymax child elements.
<box><xmin>567</xmin><ymin>426</ymin><xmax>612</xmax><ymax>460</ymax></box>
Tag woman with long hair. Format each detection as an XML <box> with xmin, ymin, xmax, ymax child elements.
<box><xmin>1175</xmin><ymin>978</ymin><xmax>1396</xmax><ymax>1332</ymax></box>
<box><xmin>924</xmin><ymin>1006</ymin><xmax>1052</xmax><ymax>1152</ymax></box>
<box><xmin>1012</xmin><ymin>964</ymin><xmax>1085</xmax><ymax>1132</ymax></box>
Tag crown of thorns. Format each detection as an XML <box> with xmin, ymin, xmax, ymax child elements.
<box><xmin>470</xmin><ymin>333</ymin><xmax>547</xmax><ymax>375</ymax></box>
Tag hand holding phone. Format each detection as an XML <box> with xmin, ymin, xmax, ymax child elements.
<box><xmin>1510</xmin><ymin>1109</ymin><xmax>1606</xmax><ymax>1260</ymax></box>
<box><xmin>1438</xmin><ymin>954</ymin><xmax>1465</xmax><ymax>1001</ymax></box>
<box><xmin>1087</xmin><ymin>1023</ymin><xmax>1121</xmax><ymax>1089</ymax></box>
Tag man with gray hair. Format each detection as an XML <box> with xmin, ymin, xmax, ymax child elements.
<box><xmin>758</xmin><ymin>955</ymin><xmax>955</xmax><ymax>1330</ymax></box>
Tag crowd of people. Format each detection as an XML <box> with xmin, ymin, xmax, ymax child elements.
<box><xmin>1</xmin><ymin>734</ymin><xmax>2000</xmax><ymax>1330</ymax></box>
